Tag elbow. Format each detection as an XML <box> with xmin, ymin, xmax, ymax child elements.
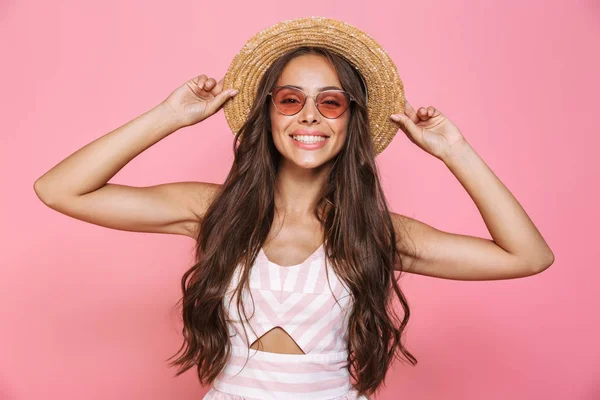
<box><xmin>34</xmin><ymin>179</ymin><xmax>55</xmax><ymax>207</ymax></box>
<box><xmin>33</xmin><ymin>179</ymin><xmax>45</xmax><ymax>200</ymax></box>
<box><xmin>531</xmin><ymin>251</ymin><xmax>555</xmax><ymax>274</ymax></box>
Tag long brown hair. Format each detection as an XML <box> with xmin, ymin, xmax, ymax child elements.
<box><xmin>167</xmin><ymin>46</ymin><xmax>417</xmax><ymax>397</ymax></box>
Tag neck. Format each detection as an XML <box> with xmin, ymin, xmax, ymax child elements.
<box><xmin>274</xmin><ymin>159</ymin><xmax>331</xmax><ymax>216</ymax></box>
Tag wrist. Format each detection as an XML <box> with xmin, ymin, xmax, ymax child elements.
<box><xmin>442</xmin><ymin>139</ymin><xmax>473</xmax><ymax>167</ymax></box>
<box><xmin>157</xmin><ymin>100</ymin><xmax>186</xmax><ymax>131</ymax></box>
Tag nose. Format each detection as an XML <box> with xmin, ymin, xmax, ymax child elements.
<box><xmin>298</xmin><ymin>96</ymin><xmax>321</xmax><ymax>124</ymax></box>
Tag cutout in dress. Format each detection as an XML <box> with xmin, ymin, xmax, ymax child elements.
<box><xmin>249</xmin><ymin>325</ymin><xmax>306</xmax><ymax>354</ymax></box>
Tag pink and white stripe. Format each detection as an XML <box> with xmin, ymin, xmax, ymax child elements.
<box><xmin>208</xmin><ymin>243</ymin><xmax>363</xmax><ymax>399</ymax></box>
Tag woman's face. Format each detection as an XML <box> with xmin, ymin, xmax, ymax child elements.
<box><xmin>269</xmin><ymin>54</ymin><xmax>350</xmax><ymax>170</ymax></box>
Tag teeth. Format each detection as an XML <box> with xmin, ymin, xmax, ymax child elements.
<box><xmin>292</xmin><ymin>135</ymin><xmax>327</xmax><ymax>144</ymax></box>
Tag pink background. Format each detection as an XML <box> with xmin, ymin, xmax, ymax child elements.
<box><xmin>2</xmin><ymin>0</ymin><xmax>598</xmax><ymax>399</ymax></box>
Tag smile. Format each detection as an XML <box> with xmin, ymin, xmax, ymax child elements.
<box><xmin>291</xmin><ymin>135</ymin><xmax>328</xmax><ymax>144</ymax></box>
<box><xmin>289</xmin><ymin>135</ymin><xmax>330</xmax><ymax>150</ymax></box>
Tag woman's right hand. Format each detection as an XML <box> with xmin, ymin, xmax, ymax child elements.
<box><xmin>162</xmin><ymin>74</ymin><xmax>238</xmax><ymax>128</ymax></box>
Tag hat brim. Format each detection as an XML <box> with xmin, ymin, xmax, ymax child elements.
<box><xmin>223</xmin><ymin>16</ymin><xmax>404</xmax><ymax>156</ymax></box>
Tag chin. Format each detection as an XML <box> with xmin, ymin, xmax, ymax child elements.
<box><xmin>287</xmin><ymin>154</ymin><xmax>337</xmax><ymax>170</ymax></box>
<box><xmin>296</xmin><ymin>160</ymin><xmax>325</xmax><ymax>169</ymax></box>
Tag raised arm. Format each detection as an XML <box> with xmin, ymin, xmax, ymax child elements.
<box><xmin>390</xmin><ymin>101</ymin><xmax>554</xmax><ymax>281</ymax></box>
<box><xmin>34</xmin><ymin>75</ymin><xmax>237</xmax><ymax>238</ymax></box>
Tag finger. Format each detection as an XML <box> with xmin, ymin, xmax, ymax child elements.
<box><xmin>205</xmin><ymin>78</ymin><xmax>221</xmax><ymax>96</ymax></box>
<box><xmin>390</xmin><ymin>113</ymin><xmax>423</xmax><ymax>141</ymax></box>
<box><xmin>205</xmin><ymin>87</ymin><xmax>239</xmax><ymax>114</ymax></box>
<box><xmin>206</xmin><ymin>77</ymin><xmax>217</xmax><ymax>87</ymax></box>
<box><xmin>419</xmin><ymin>107</ymin><xmax>436</xmax><ymax>121</ymax></box>
<box><xmin>403</xmin><ymin>100</ymin><xmax>420</xmax><ymax>124</ymax></box>
<box><xmin>427</xmin><ymin>106</ymin><xmax>436</xmax><ymax>117</ymax></box>
<box><xmin>203</xmin><ymin>77</ymin><xmax>217</xmax><ymax>91</ymax></box>
<box><xmin>212</xmin><ymin>78</ymin><xmax>225</xmax><ymax>95</ymax></box>
<box><xmin>195</xmin><ymin>74</ymin><xmax>208</xmax><ymax>90</ymax></box>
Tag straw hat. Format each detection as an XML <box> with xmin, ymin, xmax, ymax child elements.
<box><xmin>222</xmin><ymin>16</ymin><xmax>404</xmax><ymax>156</ymax></box>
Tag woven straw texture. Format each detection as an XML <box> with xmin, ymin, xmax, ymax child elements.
<box><xmin>222</xmin><ymin>16</ymin><xmax>404</xmax><ymax>156</ymax></box>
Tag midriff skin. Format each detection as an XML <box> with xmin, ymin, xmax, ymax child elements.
<box><xmin>249</xmin><ymin>326</ymin><xmax>305</xmax><ymax>354</ymax></box>
<box><xmin>249</xmin><ymin>327</ymin><xmax>373</xmax><ymax>399</ymax></box>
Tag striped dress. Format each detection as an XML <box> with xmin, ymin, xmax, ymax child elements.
<box><xmin>203</xmin><ymin>242</ymin><xmax>368</xmax><ymax>400</ymax></box>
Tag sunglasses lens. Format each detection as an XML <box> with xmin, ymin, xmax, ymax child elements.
<box><xmin>317</xmin><ymin>91</ymin><xmax>349</xmax><ymax>118</ymax></box>
<box><xmin>272</xmin><ymin>87</ymin><xmax>305</xmax><ymax>115</ymax></box>
<box><xmin>271</xmin><ymin>87</ymin><xmax>350</xmax><ymax>118</ymax></box>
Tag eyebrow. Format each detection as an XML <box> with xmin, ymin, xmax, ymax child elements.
<box><xmin>284</xmin><ymin>85</ymin><xmax>343</xmax><ymax>91</ymax></box>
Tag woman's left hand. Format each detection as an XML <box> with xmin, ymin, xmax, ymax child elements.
<box><xmin>390</xmin><ymin>100</ymin><xmax>466</xmax><ymax>161</ymax></box>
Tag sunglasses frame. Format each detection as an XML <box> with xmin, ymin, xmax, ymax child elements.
<box><xmin>268</xmin><ymin>85</ymin><xmax>356</xmax><ymax>119</ymax></box>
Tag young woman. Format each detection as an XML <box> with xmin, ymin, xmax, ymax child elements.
<box><xmin>33</xmin><ymin>17</ymin><xmax>554</xmax><ymax>400</ymax></box>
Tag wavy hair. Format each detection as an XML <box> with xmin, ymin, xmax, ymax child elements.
<box><xmin>167</xmin><ymin>46</ymin><xmax>417</xmax><ymax>397</ymax></box>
